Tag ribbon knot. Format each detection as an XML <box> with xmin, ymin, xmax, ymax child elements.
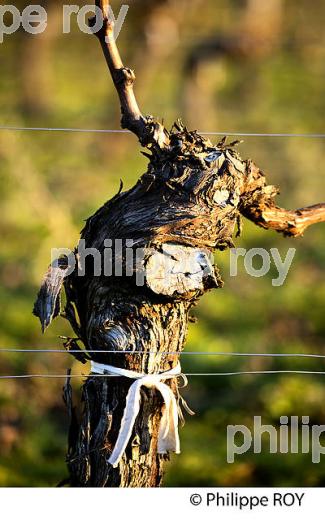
<box><xmin>90</xmin><ymin>361</ymin><xmax>182</xmax><ymax>468</ymax></box>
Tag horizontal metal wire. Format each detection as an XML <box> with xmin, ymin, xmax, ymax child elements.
<box><xmin>0</xmin><ymin>349</ymin><xmax>325</xmax><ymax>359</ymax></box>
<box><xmin>0</xmin><ymin>370</ymin><xmax>325</xmax><ymax>380</ymax></box>
<box><xmin>0</xmin><ymin>126</ymin><xmax>127</xmax><ymax>134</ymax></box>
<box><xmin>1</xmin><ymin>125</ymin><xmax>325</xmax><ymax>138</ymax></box>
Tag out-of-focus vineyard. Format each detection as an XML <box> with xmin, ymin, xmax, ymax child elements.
<box><xmin>0</xmin><ymin>0</ymin><xmax>324</xmax><ymax>486</ymax></box>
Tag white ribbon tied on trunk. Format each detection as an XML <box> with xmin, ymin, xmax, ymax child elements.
<box><xmin>90</xmin><ymin>361</ymin><xmax>182</xmax><ymax>468</ymax></box>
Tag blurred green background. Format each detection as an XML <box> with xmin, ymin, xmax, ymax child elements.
<box><xmin>0</xmin><ymin>0</ymin><xmax>324</xmax><ymax>486</ymax></box>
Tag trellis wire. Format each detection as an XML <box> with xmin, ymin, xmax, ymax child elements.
<box><xmin>1</xmin><ymin>370</ymin><xmax>325</xmax><ymax>380</ymax></box>
<box><xmin>1</xmin><ymin>350</ymin><xmax>324</xmax><ymax>379</ymax></box>
<box><xmin>0</xmin><ymin>349</ymin><xmax>325</xmax><ymax>358</ymax></box>
<box><xmin>1</xmin><ymin>350</ymin><xmax>325</xmax><ymax>379</ymax></box>
<box><xmin>1</xmin><ymin>125</ymin><xmax>325</xmax><ymax>138</ymax></box>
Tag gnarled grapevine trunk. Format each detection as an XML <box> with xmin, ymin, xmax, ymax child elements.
<box><xmin>64</xmin><ymin>296</ymin><xmax>190</xmax><ymax>487</ymax></box>
<box><xmin>33</xmin><ymin>0</ymin><xmax>325</xmax><ymax>488</ymax></box>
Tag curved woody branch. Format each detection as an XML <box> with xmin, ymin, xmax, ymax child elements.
<box><xmin>240</xmin><ymin>161</ymin><xmax>325</xmax><ymax>237</ymax></box>
<box><xmin>89</xmin><ymin>0</ymin><xmax>169</xmax><ymax>148</ymax></box>
<box><xmin>242</xmin><ymin>202</ymin><xmax>325</xmax><ymax>237</ymax></box>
